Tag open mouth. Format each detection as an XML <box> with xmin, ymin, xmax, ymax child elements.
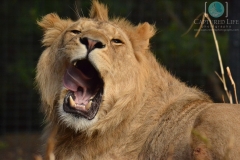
<box><xmin>63</xmin><ymin>59</ymin><xmax>103</xmax><ymax>120</ymax></box>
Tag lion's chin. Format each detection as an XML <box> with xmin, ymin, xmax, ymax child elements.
<box><xmin>63</xmin><ymin>88</ymin><xmax>103</xmax><ymax>120</ymax></box>
<box><xmin>58</xmin><ymin>102</ymin><xmax>99</xmax><ymax>132</ymax></box>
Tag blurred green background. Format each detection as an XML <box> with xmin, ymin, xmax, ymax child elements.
<box><xmin>0</xmin><ymin>0</ymin><xmax>239</xmax><ymax>159</ymax></box>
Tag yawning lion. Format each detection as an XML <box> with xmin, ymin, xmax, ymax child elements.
<box><xmin>36</xmin><ymin>1</ymin><xmax>240</xmax><ymax>159</ymax></box>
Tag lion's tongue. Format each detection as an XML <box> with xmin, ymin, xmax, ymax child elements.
<box><xmin>63</xmin><ymin>65</ymin><xmax>93</xmax><ymax>92</ymax></box>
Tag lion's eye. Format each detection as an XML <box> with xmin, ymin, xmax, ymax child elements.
<box><xmin>71</xmin><ymin>30</ymin><xmax>81</xmax><ymax>34</ymax></box>
<box><xmin>111</xmin><ymin>39</ymin><xmax>123</xmax><ymax>44</ymax></box>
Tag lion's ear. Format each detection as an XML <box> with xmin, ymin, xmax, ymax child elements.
<box><xmin>89</xmin><ymin>0</ymin><xmax>108</xmax><ymax>21</ymax></box>
<box><xmin>37</xmin><ymin>13</ymin><xmax>72</xmax><ymax>46</ymax></box>
<box><xmin>37</xmin><ymin>13</ymin><xmax>62</xmax><ymax>31</ymax></box>
<box><xmin>136</xmin><ymin>22</ymin><xmax>156</xmax><ymax>48</ymax></box>
<box><xmin>137</xmin><ymin>22</ymin><xmax>156</xmax><ymax>39</ymax></box>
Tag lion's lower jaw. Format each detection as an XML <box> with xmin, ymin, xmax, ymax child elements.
<box><xmin>58</xmin><ymin>104</ymin><xmax>98</xmax><ymax>132</ymax></box>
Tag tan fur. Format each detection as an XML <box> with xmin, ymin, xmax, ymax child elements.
<box><xmin>36</xmin><ymin>1</ymin><xmax>240</xmax><ymax>159</ymax></box>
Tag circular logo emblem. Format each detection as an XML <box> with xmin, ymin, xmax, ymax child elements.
<box><xmin>208</xmin><ymin>1</ymin><xmax>224</xmax><ymax>18</ymax></box>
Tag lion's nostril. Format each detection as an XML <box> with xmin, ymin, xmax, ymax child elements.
<box><xmin>80</xmin><ymin>37</ymin><xmax>105</xmax><ymax>52</ymax></box>
<box><xmin>94</xmin><ymin>41</ymin><xmax>105</xmax><ymax>49</ymax></box>
<box><xmin>80</xmin><ymin>37</ymin><xmax>89</xmax><ymax>47</ymax></box>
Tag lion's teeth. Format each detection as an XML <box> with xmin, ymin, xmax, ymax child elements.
<box><xmin>85</xmin><ymin>100</ymin><xmax>92</xmax><ymax>110</ymax></box>
<box><xmin>73</xmin><ymin>62</ymin><xmax>77</xmax><ymax>66</ymax></box>
<box><xmin>69</xmin><ymin>96</ymin><xmax>76</xmax><ymax>107</ymax></box>
<box><xmin>90</xmin><ymin>91</ymin><xmax>99</xmax><ymax>100</ymax></box>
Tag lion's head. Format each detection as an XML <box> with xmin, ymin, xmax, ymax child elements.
<box><xmin>36</xmin><ymin>1</ymin><xmax>156</xmax><ymax>133</ymax></box>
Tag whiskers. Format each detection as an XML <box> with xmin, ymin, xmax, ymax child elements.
<box><xmin>73</xmin><ymin>1</ymin><xmax>81</xmax><ymax>19</ymax></box>
<box><xmin>68</xmin><ymin>1</ymin><xmax>84</xmax><ymax>19</ymax></box>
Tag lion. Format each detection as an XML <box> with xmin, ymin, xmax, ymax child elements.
<box><xmin>36</xmin><ymin>1</ymin><xmax>240</xmax><ymax>159</ymax></box>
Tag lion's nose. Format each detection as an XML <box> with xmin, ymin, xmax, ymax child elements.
<box><xmin>80</xmin><ymin>37</ymin><xmax>105</xmax><ymax>52</ymax></box>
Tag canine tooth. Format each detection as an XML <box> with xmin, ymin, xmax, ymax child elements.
<box><xmin>69</xmin><ymin>96</ymin><xmax>76</xmax><ymax>107</ymax></box>
<box><xmin>85</xmin><ymin>100</ymin><xmax>92</xmax><ymax>110</ymax></box>
<box><xmin>73</xmin><ymin>61</ymin><xmax>77</xmax><ymax>66</ymax></box>
<box><xmin>90</xmin><ymin>91</ymin><xmax>99</xmax><ymax>100</ymax></box>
